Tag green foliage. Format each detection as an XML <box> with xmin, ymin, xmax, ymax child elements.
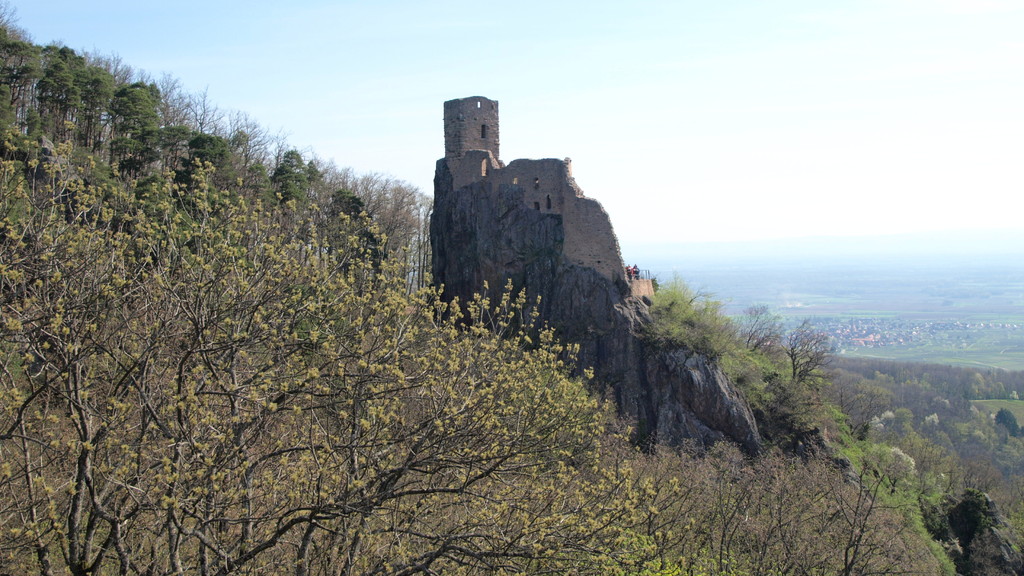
<box><xmin>74</xmin><ymin>64</ymin><xmax>114</xmax><ymax>151</ymax></box>
<box><xmin>0</xmin><ymin>144</ymin><xmax>635</xmax><ymax>574</ymax></box>
<box><xmin>331</xmin><ymin>187</ymin><xmax>366</xmax><ymax>216</ymax></box>
<box><xmin>0</xmin><ymin>28</ymin><xmax>40</xmax><ymax>127</ymax></box>
<box><xmin>975</xmin><ymin>399</ymin><xmax>1024</xmax><ymax>424</ymax></box>
<box><xmin>187</xmin><ymin>131</ymin><xmax>230</xmax><ymax>167</ymax></box>
<box><xmin>36</xmin><ymin>45</ymin><xmax>84</xmax><ymax>142</ymax></box>
<box><xmin>644</xmin><ymin>278</ymin><xmax>738</xmax><ymax>361</ymax></box>
<box><xmin>270</xmin><ymin>148</ymin><xmax>311</xmax><ymax>204</ymax></box>
<box><xmin>825</xmin><ymin>355</ymin><xmax>1024</xmax><ymax>574</ymax></box>
<box><xmin>644</xmin><ymin>281</ymin><xmax>836</xmax><ymax>445</ymax></box>
<box><xmin>995</xmin><ymin>407</ymin><xmax>1020</xmax><ymax>436</ymax></box>
<box><xmin>950</xmin><ymin>489</ymin><xmax>995</xmax><ymax>548</ymax></box>
<box><xmin>109</xmin><ymin>81</ymin><xmax>161</xmax><ymax>177</ymax></box>
<box><xmin>156</xmin><ymin>123</ymin><xmax>191</xmax><ymax>170</ymax></box>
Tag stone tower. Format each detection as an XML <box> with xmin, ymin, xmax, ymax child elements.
<box><xmin>444</xmin><ymin>96</ymin><xmax>499</xmax><ymax>160</ymax></box>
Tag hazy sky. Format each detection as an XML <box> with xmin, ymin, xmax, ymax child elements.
<box><xmin>10</xmin><ymin>0</ymin><xmax>1024</xmax><ymax>246</ymax></box>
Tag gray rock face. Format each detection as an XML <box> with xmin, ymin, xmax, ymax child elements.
<box><xmin>431</xmin><ymin>148</ymin><xmax>761</xmax><ymax>454</ymax></box>
<box><xmin>34</xmin><ymin>136</ymin><xmax>74</xmax><ymax>186</ymax></box>
<box><xmin>644</xmin><ymin>348</ymin><xmax>762</xmax><ymax>453</ymax></box>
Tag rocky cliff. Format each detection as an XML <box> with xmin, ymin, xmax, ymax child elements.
<box><xmin>431</xmin><ymin>155</ymin><xmax>761</xmax><ymax>454</ymax></box>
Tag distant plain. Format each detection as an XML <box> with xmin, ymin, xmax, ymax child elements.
<box><xmin>628</xmin><ymin>231</ymin><xmax>1024</xmax><ymax>371</ymax></box>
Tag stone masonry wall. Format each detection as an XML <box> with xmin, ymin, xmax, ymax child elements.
<box><xmin>442</xmin><ymin>95</ymin><xmax>626</xmax><ymax>284</ymax></box>
<box><xmin>494</xmin><ymin>158</ymin><xmax>624</xmax><ymax>281</ymax></box>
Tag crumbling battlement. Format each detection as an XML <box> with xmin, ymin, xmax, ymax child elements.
<box><xmin>441</xmin><ymin>96</ymin><xmax>624</xmax><ymax>282</ymax></box>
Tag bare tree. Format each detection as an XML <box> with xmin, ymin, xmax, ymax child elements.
<box><xmin>0</xmin><ymin>1</ymin><xmax>24</xmax><ymax>37</ymax></box>
<box><xmin>187</xmin><ymin>86</ymin><xmax>224</xmax><ymax>134</ymax></box>
<box><xmin>739</xmin><ymin>304</ymin><xmax>783</xmax><ymax>353</ymax></box>
<box><xmin>785</xmin><ymin>319</ymin><xmax>834</xmax><ymax>386</ymax></box>
<box><xmin>828</xmin><ymin>370</ymin><xmax>894</xmax><ymax>439</ymax></box>
<box><xmin>156</xmin><ymin>72</ymin><xmax>190</xmax><ymax>127</ymax></box>
<box><xmin>0</xmin><ymin>157</ymin><xmax>621</xmax><ymax>575</ymax></box>
<box><xmin>85</xmin><ymin>52</ymin><xmax>135</xmax><ymax>85</ymax></box>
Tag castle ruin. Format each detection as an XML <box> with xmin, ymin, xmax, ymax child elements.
<box><xmin>431</xmin><ymin>96</ymin><xmax>760</xmax><ymax>453</ymax></box>
<box><xmin>441</xmin><ymin>96</ymin><xmax>628</xmax><ymax>285</ymax></box>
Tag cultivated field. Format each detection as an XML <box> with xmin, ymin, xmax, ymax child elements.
<box><xmin>973</xmin><ymin>399</ymin><xmax>1024</xmax><ymax>421</ymax></box>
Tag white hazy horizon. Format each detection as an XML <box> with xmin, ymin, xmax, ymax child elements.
<box><xmin>622</xmin><ymin>227</ymin><xmax>1024</xmax><ymax>271</ymax></box>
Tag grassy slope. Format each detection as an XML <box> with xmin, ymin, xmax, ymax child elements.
<box><xmin>973</xmin><ymin>399</ymin><xmax>1024</xmax><ymax>421</ymax></box>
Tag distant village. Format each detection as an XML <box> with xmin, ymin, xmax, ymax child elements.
<box><xmin>814</xmin><ymin>317</ymin><xmax>1023</xmax><ymax>351</ymax></box>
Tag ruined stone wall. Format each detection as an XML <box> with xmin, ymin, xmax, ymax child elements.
<box><xmin>441</xmin><ymin>96</ymin><xmax>625</xmax><ymax>281</ymax></box>
<box><xmin>562</xmin><ymin>192</ymin><xmax>624</xmax><ymax>282</ymax></box>
<box><xmin>459</xmin><ymin>156</ymin><xmax>624</xmax><ymax>282</ymax></box>
<box><xmin>448</xmin><ymin>150</ymin><xmax>502</xmax><ymax>191</ymax></box>
<box><xmin>498</xmin><ymin>159</ymin><xmax>572</xmax><ymax>216</ymax></box>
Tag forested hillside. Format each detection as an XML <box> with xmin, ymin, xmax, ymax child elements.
<box><xmin>0</xmin><ymin>11</ymin><xmax>432</xmax><ymax>292</ymax></box>
<box><xmin>0</xmin><ymin>10</ymin><xmax>1020</xmax><ymax>576</ymax></box>
<box><xmin>830</xmin><ymin>357</ymin><xmax>1024</xmax><ymax>502</ymax></box>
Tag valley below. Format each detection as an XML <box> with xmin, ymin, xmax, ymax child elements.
<box><xmin>635</xmin><ymin>238</ymin><xmax>1024</xmax><ymax>370</ymax></box>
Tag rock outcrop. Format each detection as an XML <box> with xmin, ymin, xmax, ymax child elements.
<box><xmin>942</xmin><ymin>490</ymin><xmax>1024</xmax><ymax>576</ymax></box>
<box><xmin>34</xmin><ymin>136</ymin><xmax>74</xmax><ymax>188</ymax></box>
<box><xmin>431</xmin><ymin>96</ymin><xmax>761</xmax><ymax>454</ymax></box>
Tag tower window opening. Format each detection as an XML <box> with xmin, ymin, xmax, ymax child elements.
<box><xmin>546</xmin><ymin>195</ymin><xmax>552</xmax><ymax>210</ymax></box>
<box><xmin>533</xmin><ymin>177</ymin><xmax>540</xmax><ymax>190</ymax></box>
<box><xmin>533</xmin><ymin>202</ymin><xmax>540</xmax><ymax>211</ymax></box>
<box><xmin>476</xmin><ymin>101</ymin><xmax>481</xmax><ymax>108</ymax></box>
<box><xmin>513</xmin><ymin>177</ymin><xmax>518</xmax><ymax>185</ymax></box>
<box><xmin>481</xmin><ymin>159</ymin><xmax>487</xmax><ymax>176</ymax></box>
<box><xmin>481</xmin><ymin>124</ymin><xmax>487</xmax><ymax>138</ymax></box>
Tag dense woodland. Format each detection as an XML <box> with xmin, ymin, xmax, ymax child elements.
<box><xmin>2</xmin><ymin>9</ymin><xmax>1024</xmax><ymax>575</ymax></box>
